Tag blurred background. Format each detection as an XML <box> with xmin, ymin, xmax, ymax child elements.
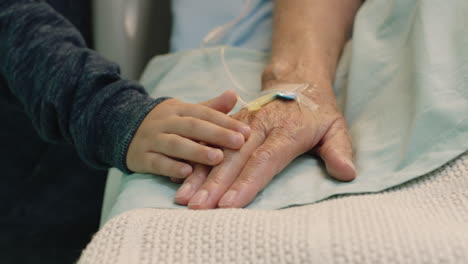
<box><xmin>0</xmin><ymin>0</ymin><xmax>171</xmax><ymax>263</ymax></box>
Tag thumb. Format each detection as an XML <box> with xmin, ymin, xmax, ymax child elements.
<box><xmin>316</xmin><ymin>118</ymin><xmax>356</xmax><ymax>182</ymax></box>
<box><xmin>200</xmin><ymin>90</ymin><xmax>238</xmax><ymax>114</ymax></box>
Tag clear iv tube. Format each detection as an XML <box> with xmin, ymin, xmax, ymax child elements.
<box><xmin>201</xmin><ymin>0</ymin><xmax>253</xmax><ymax>107</ymax></box>
<box><xmin>201</xmin><ymin>0</ymin><xmax>252</xmax><ymax>47</ymax></box>
<box><xmin>220</xmin><ymin>46</ymin><xmax>249</xmax><ymax>99</ymax></box>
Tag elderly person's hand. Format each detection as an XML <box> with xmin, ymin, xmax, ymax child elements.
<box><xmin>174</xmin><ymin>76</ymin><xmax>355</xmax><ymax>208</ymax></box>
<box><xmin>174</xmin><ymin>0</ymin><xmax>362</xmax><ymax>209</ymax></box>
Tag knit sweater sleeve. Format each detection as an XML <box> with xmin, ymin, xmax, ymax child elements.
<box><xmin>0</xmin><ymin>0</ymin><xmax>169</xmax><ymax>172</ymax></box>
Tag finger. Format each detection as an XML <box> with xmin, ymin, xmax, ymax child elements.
<box><xmin>217</xmin><ymin>129</ymin><xmax>299</xmax><ymax>208</ymax></box>
<box><xmin>174</xmin><ymin>164</ymin><xmax>211</xmax><ymax>205</ymax></box>
<box><xmin>187</xmin><ymin>132</ymin><xmax>266</xmax><ymax>210</ymax></box>
<box><xmin>316</xmin><ymin>117</ymin><xmax>356</xmax><ymax>182</ymax></box>
<box><xmin>170</xmin><ymin>177</ymin><xmax>184</xmax><ymax>183</ymax></box>
<box><xmin>155</xmin><ymin>134</ymin><xmax>224</xmax><ymax>166</ymax></box>
<box><xmin>200</xmin><ymin>90</ymin><xmax>238</xmax><ymax>114</ymax></box>
<box><xmin>144</xmin><ymin>152</ymin><xmax>193</xmax><ymax>179</ymax></box>
<box><xmin>178</xmin><ymin>103</ymin><xmax>250</xmax><ymax>139</ymax></box>
<box><xmin>164</xmin><ymin>116</ymin><xmax>246</xmax><ymax>149</ymax></box>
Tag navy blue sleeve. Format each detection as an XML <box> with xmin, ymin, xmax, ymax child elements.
<box><xmin>0</xmin><ymin>0</ymin><xmax>169</xmax><ymax>172</ymax></box>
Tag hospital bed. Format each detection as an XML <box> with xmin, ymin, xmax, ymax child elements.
<box><xmin>80</xmin><ymin>0</ymin><xmax>468</xmax><ymax>263</ymax></box>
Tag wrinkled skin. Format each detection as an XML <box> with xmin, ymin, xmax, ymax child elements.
<box><xmin>172</xmin><ymin>0</ymin><xmax>361</xmax><ymax>209</ymax></box>
<box><xmin>174</xmin><ymin>81</ymin><xmax>356</xmax><ymax>209</ymax></box>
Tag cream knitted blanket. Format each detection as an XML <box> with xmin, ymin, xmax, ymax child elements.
<box><xmin>79</xmin><ymin>152</ymin><xmax>468</xmax><ymax>264</ymax></box>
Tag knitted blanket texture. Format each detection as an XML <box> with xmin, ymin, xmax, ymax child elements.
<box><xmin>79</xmin><ymin>152</ymin><xmax>468</xmax><ymax>264</ymax></box>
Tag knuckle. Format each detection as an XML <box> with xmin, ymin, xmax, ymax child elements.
<box><xmin>208</xmin><ymin>174</ymin><xmax>224</xmax><ymax>186</ymax></box>
<box><xmin>279</xmin><ymin>118</ymin><xmax>303</xmax><ymax>131</ymax></box>
<box><xmin>184</xmin><ymin>116</ymin><xmax>199</xmax><ymax>131</ymax></box>
<box><xmin>165</xmin><ymin>115</ymin><xmax>179</xmax><ymax>126</ymax></box>
<box><xmin>238</xmin><ymin>176</ymin><xmax>256</xmax><ymax>187</ymax></box>
<box><xmin>185</xmin><ymin>171</ymin><xmax>205</xmax><ymax>185</ymax></box>
<box><xmin>249</xmin><ymin>118</ymin><xmax>269</xmax><ymax>136</ymax></box>
<box><xmin>273</xmin><ymin>127</ymin><xmax>299</xmax><ymax>144</ymax></box>
<box><xmin>252</xmin><ymin>147</ymin><xmax>275</xmax><ymax>165</ymax></box>
<box><xmin>249</xmin><ymin>107</ymin><xmax>298</xmax><ymax>134</ymax></box>
<box><xmin>166</xmin><ymin>136</ymin><xmax>182</xmax><ymax>152</ymax></box>
<box><xmin>237</xmin><ymin>174</ymin><xmax>268</xmax><ymax>191</ymax></box>
<box><xmin>193</xmin><ymin>105</ymin><xmax>211</xmax><ymax>120</ymax></box>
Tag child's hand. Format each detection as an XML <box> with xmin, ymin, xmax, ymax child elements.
<box><xmin>126</xmin><ymin>90</ymin><xmax>250</xmax><ymax>179</ymax></box>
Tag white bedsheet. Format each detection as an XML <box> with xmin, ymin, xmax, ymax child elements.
<box><xmin>103</xmin><ymin>0</ymin><xmax>468</xmax><ymax>222</ymax></box>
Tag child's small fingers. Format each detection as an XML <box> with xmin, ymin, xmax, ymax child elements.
<box><xmin>178</xmin><ymin>104</ymin><xmax>250</xmax><ymax>139</ymax></box>
<box><xmin>145</xmin><ymin>152</ymin><xmax>193</xmax><ymax>179</ymax></box>
<box><xmin>200</xmin><ymin>90</ymin><xmax>238</xmax><ymax>114</ymax></box>
<box><xmin>165</xmin><ymin>117</ymin><xmax>245</xmax><ymax>149</ymax></box>
<box><xmin>155</xmin><ymin>134</ymin><xmax>224</xmax><ymax>166</ymax></box>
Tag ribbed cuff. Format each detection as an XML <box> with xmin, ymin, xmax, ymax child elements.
<box><xmin>96</xmin><ymin>85</ymin><xmax>170</xmax><ymax>173</ymax></box>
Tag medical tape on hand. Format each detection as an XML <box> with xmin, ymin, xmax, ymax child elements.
<box><xmin>200</xmin><ymin>1</ymin><xmax>319</xmax><ymax>113</ymax></box>
<box><xmin>245</xmin><ymin>83</ymin><xmax>319</xmax><ymax>111</ymax></box>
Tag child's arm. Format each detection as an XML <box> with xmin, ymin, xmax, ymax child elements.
<box><xmin>1</xmin><ymin>0</ymin><xmax>231</xmax><ymax>174</ymax></box>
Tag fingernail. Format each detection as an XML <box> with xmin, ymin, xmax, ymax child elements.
<box><xmin>218</xmin><ymin>190</ymin><xmax>237</xmax><ymax>208</ymax></box>
<box><xmin>230</xmin><ymin>133</ymin><xmax>244</xmax><ymax>146</ymax></box>
<box><xmin>208</xmin><ymin>149</ymin><xmax>222</xmax><ymax>163</ymax></box>
<box><xmin>188</xmin><ymin>190</ymin><xmax>208</xmax><ymax>207</ymax></box>
<box><xmin>179</xmin><ymin>165</ymin><xmax>192</xmax><ymax>178</ymax></box>
<box><xmin>175</xmin><ymin>183</ymin><xmax>192</xmax><ymax>198</ymax></box>
<box><xmin>340</xmin><ymin>158</ymin><xmax>357</xmax><ymax>181</ymax></box>
<box><xmin>343</xmin><ymin>158</ymin><xmax>356</xmax><ymax>172</ymax></box>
